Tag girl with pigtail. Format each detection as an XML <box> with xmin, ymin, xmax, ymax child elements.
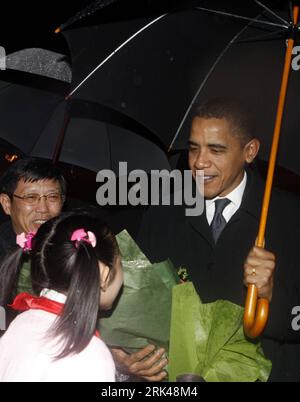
<box><xmin>0</xmin><ymin>211</ymin><xmax>123</xmax><ymax>382</ymax></box>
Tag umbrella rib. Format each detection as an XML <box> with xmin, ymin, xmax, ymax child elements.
<box><xmin>196</xmin><ymin>7</ymin><xmax>289</xmax><ymax>29</ymax></box>
<box><xmin>67</xmin><ymin>13</ymin><xmax>167</xmax><ymax>99</ymax></box>
<box><xmin>57</xmin><ymin>0</ymin><xmax>118</xmax><ymax>32</ymax></box>
<box><xmin>254</xmin><ymin>0</ymin><xmax>290</xmax><ymax>26</ymax></box>
<box><xmin>235</xmin><ymin>29</ymin><xmax>285</xmax><ymax>43</ymax></box>
<box><xmin>168</xmin><ymin>23</ymin><xmax>251</xmax><ymax>151</ymax></box>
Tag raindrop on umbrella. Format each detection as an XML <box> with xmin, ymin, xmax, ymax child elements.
<box><xmin>55</xmin><ymin>0</ymin><xmax>119</xmax><ymax>33</ymax></box>
<box><xmin>6</xmin><ymin>48</ymin><xmax>72</xmax><ymax>83</ymax></box>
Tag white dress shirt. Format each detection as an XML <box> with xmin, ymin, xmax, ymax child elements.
<box><xmin>206</xmin><ymin>171</ymin><xmax>247</xmax><ymax>225</ymax></box>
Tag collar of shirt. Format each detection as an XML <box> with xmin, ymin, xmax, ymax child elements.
<box><xmin>40</xmin><ymin>288</ymin><xmax>67</xmax><ymax>304</ymax></box>
<box><xmin>206</xmin><ymin>171</ymin><xmax>247</xmax><ymax>225</ymax></box>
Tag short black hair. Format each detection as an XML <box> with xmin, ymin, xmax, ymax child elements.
<box><xmin>0</xmin><ymin>157</ymin><xmax>66</xmax><ymax>198</ymax></box>
<box><xmin>194</xmin><ymin>98</ymin><xmax>255</xmax><ymax>146</ymax></box>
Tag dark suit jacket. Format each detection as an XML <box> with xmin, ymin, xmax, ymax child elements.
<box><xmin>137</xmin><ymin>170</ymin><xmax>300</xmax><ymax>381</ymax></box>
<box><xmin>0</xmin><ymin>220</ymin><xmax>16</xmax><ymax>263</ymax></box>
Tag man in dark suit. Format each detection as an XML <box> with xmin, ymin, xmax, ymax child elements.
<box><xmin>137</xmin><ymin>98</ymin><xmax>300</xmax><ymax>381</ymax></box>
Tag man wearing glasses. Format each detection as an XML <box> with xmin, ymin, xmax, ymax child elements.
<box><xmin>0</xmin><ymin>157</ymin><xmax>166</xmax><ymax>381</ymax></box>
<box><xmin>0</xmin><ymin>157</ymin><xmax>66</xmax><ymax>267</ymax></box>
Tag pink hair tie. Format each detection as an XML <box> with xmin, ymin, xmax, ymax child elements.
<box><xmin>16</xmin><ymin>232</ymin><xmax>36</xmax><ymax>251</ymax></box>
<box><xmin>71</xmin><ymin>228</ymin><xmax>97</xmax><ymax>248</ymax></box>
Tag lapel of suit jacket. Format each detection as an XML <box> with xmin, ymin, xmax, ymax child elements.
<box><xmin>186</xmin><ymin>204</ymin><xmax>215</xmax><ymax>248</ymax></box>
<box><xmin>185</xmin><ymin>168</ymin><xmax>263</xmax><ymax>245</ymax></box>
<box><xmin>227</xmin><ymin>168</ymin><xmax>263</xmax><ymax>227</ymax></box>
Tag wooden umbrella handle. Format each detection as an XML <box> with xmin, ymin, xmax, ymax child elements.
<box><xmin>243</xmin><ymin>4</ymin><xmax>299</xmax><ymax>338</ymax></box>
<box><xmin>244</xmin><ymin>285</ymin><xmax>269</xmax><ymax>338</ymax></box>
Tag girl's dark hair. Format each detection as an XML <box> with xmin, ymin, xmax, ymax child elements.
<box><xmin>0</xmin><ymin>210</ymin><xmax>120</xmax><ymax>359</ymax></box>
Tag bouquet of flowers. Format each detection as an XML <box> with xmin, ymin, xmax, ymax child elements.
<box><xmin>100</xmin><ymin>231</ymin><xmax>272</xmax><ymax>382</ymax></box>
<box><xmin>168</xmin><ymin>282</ymin><xmax>272</xmax><ymax>382</ymax></box>
<box><xmin>99</xmin><ymin>230</ymin><xmax>179</xmax><ymax>351</ymax></box>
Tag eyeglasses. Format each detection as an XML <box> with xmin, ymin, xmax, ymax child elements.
<box><xmin>13</xmin><ymin>193</ymin><xmax>64</xmax><ymax>205</ymax></box>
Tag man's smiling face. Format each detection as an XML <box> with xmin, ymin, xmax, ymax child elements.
<box><xmin>1</xmin><ymin>178</ymin><xmax>64</xmax><ymax>234</ymax></box>
<box><xmin>188</xmin><ymin>117</ymin><xmax>259</xmax><ymax>199</ymax></box>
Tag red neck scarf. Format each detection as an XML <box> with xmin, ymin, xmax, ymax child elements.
<box><xmin>10</xmin><ymin>292</ymin><xmax>65</xmax><ymax>315</ymax></box>
<box><xmin>10</xmin><ymin>292</ymin><xmax>100</xmax><ymax>338</ymax></box>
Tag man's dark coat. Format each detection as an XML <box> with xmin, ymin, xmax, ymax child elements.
<box><xmin>137</xmin><ymin>170</ymin><xmax>300</xmax><ymax>381</ymax></box>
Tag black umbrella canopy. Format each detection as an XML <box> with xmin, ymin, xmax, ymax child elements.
<box><xmin>0</xmin><ymin>59</ymin><xmax>169</xmax><ymax>180</ymax></box>
<box><xmin>64</xmin><ymin>7</ymin><xmax>253</xmax><ymax>139</ymax></box>
<box><xmin>55</xmin><ymin>0</ymin><xmax>119</xmax><ymax>32</ymax></box>
<box><xmin>6</xmin><ymin>48</ymin><xmax>72</xmax><ymax>83</ymax></box>
<box><xmin>0</xmin><ymin>69</ymin><xmax>69</xmax><ymax>155</ymax></box>
<box><xmin>62</xmin><ymin>0</ymin><xmax>300</xmax><ymax>176</ymax></box>
<box><xmin>173</xmin><ymin>20</ymin><xmax>300</xmax><ymax>177</ymax></box>
<box><xmin>30</xmin><ymin>100</ymin><xmax>170</xmax><ymax>173</ymax></box>
<box><xmin>0</xmin><ymin>70</ymin><xmax>169</xmax><ymax>173</ymax></box>
<box><xmin>58</xmin><ymin>0</ymin><xmax>261</xmax><ymax>29</ymax></box>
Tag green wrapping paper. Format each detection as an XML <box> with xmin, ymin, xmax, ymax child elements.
<box><xmin>99</xmin><ymin>230</ymin><xmax>271</xmax><ymax>382</ymax></box>
<box><xmin>99</xmin><ymin>230</ymin><xmax>179</xmax><ymax>351</ymax></box>
<box><xmin>168</xmin><ymin>282</ymin><xmax>272</xmax><ymax>382</ymax></box>
<box><xmin>17</xmin><ymin>261</ymin><xmax>33</xmax><ymax>295</ymax></box>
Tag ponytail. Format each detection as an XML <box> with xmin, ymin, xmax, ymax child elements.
<box><xmin>50</xmin><ymin>242</ymin><xmax>101</xmax><ymax>359</ymax></box>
